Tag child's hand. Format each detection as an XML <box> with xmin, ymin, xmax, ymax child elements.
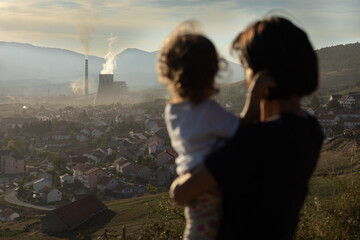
<box><xmin>240</xmin><ymin>71</ymin><xmax>274</xmax><ymax>124</ymax></box>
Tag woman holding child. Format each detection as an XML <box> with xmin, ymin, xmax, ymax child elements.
<box><xmin>160</xmin><ymin>16</ymin><xmax>323</xmax><ymax>239</ymax></box>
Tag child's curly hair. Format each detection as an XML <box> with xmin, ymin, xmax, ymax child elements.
<box><xmin>157</xmin><ymin>33</ymin><xmax>219</xmax><ymax>103</ymax></box>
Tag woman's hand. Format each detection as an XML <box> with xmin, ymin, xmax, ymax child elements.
<box><xmin>241</xmin><ymin>71</ymin><xmax>275</xmax><ymax>124</ymax></box>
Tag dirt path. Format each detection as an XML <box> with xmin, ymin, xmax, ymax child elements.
<box><xmin>4</xmin><ymin>188</ymin><xmax>55</xmax><ymax>211</ymax></box>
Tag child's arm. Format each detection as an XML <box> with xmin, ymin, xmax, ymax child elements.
<box><xmin>170</xmin><ymin>163</ymin><xmax>217</xmax><ymax>205</ymax></box>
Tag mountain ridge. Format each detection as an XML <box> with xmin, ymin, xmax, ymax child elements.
<box><xmin>0</xmin><ymin>41</ymin><xmax>358</xmax><ymax>95</ymax></box>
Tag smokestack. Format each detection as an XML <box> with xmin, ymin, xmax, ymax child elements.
<box><xmin>85</xmin><ymin>59</ymin><xmax>88</xmax><ymax>97</ymax></box>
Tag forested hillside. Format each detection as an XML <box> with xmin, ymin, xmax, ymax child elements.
<box><xmin>218</xmin><ymin>42</ymin><xmax>360</xmax><ymax>112</ymax></box>
<box><xmin>317</xmin><ymin>42</ymin><xmax>360</xmax><ymax>72</ymax></box>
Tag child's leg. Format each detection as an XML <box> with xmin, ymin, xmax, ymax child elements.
<box><xmin>183</xmin><ymin>187</ymin><xmax>222</xmax><ymax>240</ymax></box>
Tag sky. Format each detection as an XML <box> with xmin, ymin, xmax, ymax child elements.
<box><xmin>0</xmin><ymin>0</ymin><xmax>359</xmax><ymax>61</ymax></box>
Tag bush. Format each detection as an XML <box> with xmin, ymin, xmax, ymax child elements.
<box><xmin>297</xmin><ymin>177</ymin><xmax>360</xmax><ymax>240</ymax></box>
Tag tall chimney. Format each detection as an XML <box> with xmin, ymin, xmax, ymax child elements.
<box><xmin>85</xmin><ymin>59</ymin><xmax>88</xmax><ymax>97</ymax></box>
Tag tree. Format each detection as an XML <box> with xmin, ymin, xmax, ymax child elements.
<box><xmin>53</xmin><ymin>158</ymin><xmax>67</xmax><ymax>174</ymax></box>
<box><xmin>6</xmin><ymin>139</ymin><xmax>28</xmax><ymax>155</ymax></box>
<box><xmin>309</xmin><ymin>94</ymin><xmax>320</xmax><ymax>110</ymax></box>
<box><xmin>327</xmin><ymin>100</ymin><xmax>341</xmax><ymax>111</ymax></box>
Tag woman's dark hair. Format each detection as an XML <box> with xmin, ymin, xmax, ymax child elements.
<box><xmin>231</xmin><ymin>16</ymin><xmax>318</xmax><ymax>100</ymax></box>
<box><xmin>157</xmin><ymin>34</ymin><xmax>219</xmax><ymax>103</ymax></box>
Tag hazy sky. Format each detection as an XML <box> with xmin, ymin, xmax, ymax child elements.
<box><xmin>0</xmin><ymin>0</ymin><xmax>359</xmax><ymax>60</ymax></box>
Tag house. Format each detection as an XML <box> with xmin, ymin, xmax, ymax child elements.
<box><xmin>153</xmin><ymin>169</ymin><xmax>171</xmax><ymax>186</ymax></box>
<box><xmin>148</xmin><ymin>141</ymin><xmax>159</xmax><ymax>154</ymax></box>
<box><xmin>318</xmin><ymin>114</ymin><xmax>340</xmax><ymax>127</ymax></box>
<box><xmin>82</xmin><ymin>167</ymin><xmax>108</xmax><ymax>188</ymax></box>
<box><xmin>112</xmin><ymin>183</ymin><xmax>134</xmax><ymax>195</ymax></box>
<box><xmin>117</xmin><ymin>162</ymin><xmax>134</xmax><ymax>176</ymax></box>
<box><xmin>80</xmin><ymin>128</ymin><xmax>90</xmax><ymax>136</ymax></box>
<box><xmin>38</xmin><ymin>186</ymin><xmax>62</xmax><ymax>203</ymax></box>
<box><xmin>52</xmin><ymin>131</ymin><xmax>70</xmax><ymax>141</ymax></box>
<box><xmin>91</xmin><ymin>129</ymin><xmax>104</xmax><ymax>139</ymax></box>
<box><xmin>338</xmin><ymin>95</ymin><xmax>360</xmax><ymax>108</ymax></box>
<box><xmin>301</xmin><ymin>107</ymin><xmax>315</xmax><ymax>116</ymax></box>
<box><xmin>0</xmin><ymin>208</ymin><xmax>20</xmax><ymax>222</ymax></box>
<box><xmin>147</xmin><ymin>134</ymin><xmax>164</xmax><ymax>147</ymax></box>
<box><xmin>68</xmin><ymin>156</ymin><xmax>88</xmax><ymax>166</ymax></box>
<box><xmin>130</xmin><ymin>165</ymin><xmax>152</xmax><ymax>179</ymax></box>
<box><xmin>3</xmin><ymin>154</ymin><xmax>25</xmax><ymax>174</ymax></box>
<box><xmin>60</xmin><ymin>173</ymin><xmax>75</xmax><ymax>185</ymax></box>
<box><xmin>145</xmin><ymin>119</ymin><xmax>158</xmax><ymax>132</ymax></box>
<box><xmin>42</xmin><ymin>195</ymin><xmax>107</xmax><ymax>234</ymax></box>
<box><xmin>328</xmin><ymin>94</ymin><xmax>342</xmax><ymax>102</ymax></box>
<box><xmin>85</xmin><ymin>149</ymin><xmax>107</xmax><ymax>164</ymax></box>
<box><xmin>1</xmin><ymin>117</ymin><xmax>37</xmax><ymax>131</ymax></box>
<box><xmin>114</xmin><ymin>157</ymin><xmax>130</xmax><ymax>173</ymax></box>
<box><xmin>76</xmin><ymin>134</ymin><xmax>89</xmax><ymax>142</ymax></box>
<box><xmin>39</xmin><ymin>172</ymin><xmax>53</xmax><ymax>181</ymax></box>
<box><xmin>96</xmin><ymin>176</ymin><xmax>118</xmax><ymax>190</ymax></box>
<box><xmin>156</xmin><ymin>151</ymin><xmax>175</xmax><ymax>167</ymax></box>
<box><xmin>343</xmin><ymin>118</ymin><xmax>360</xmax><ymax>129</ymax></box>
<box><xmin>33</xmin><ymin>178</ymin><xmax>52</xmax><ymax>193</ymax></box>
<box><xmin>73</xmin><ymin>163</ymin><xmax>93</xmax><ymax>181</ymax></box>
<box><xmin>118</xmin><ymin>149</ymin><xmax>136</xmax><ymax>162</ymax></box>
<box><xmin>26</xmin><ymin>165</ymin><xmax>39</xmax><ymax>174</ymax></box>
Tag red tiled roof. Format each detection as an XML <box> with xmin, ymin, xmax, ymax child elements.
<box><xmin>131</xmin><ymin>165</ymin><xmax>144</xmax><ymax>172</ymax></box>
<box><xmin>112</xmin><ymin>184</ymin><xmax>126</xmax><ymax>192</ymax></box>
<box><xmin>73</xmin><ymin>163</ymin><xmax>92</xmax><ymax>172</ymax></box>
<box><xmin>97</xmin><ymin>176</ymin><xmax>111</xmax><ymax>186</ymax></box>
<box><xmin>84</xmin><ymin>167</ymin><xmax>104</xmax><ymax>175</ymax></box>
<box><xmin>50</xmin><ymin>195</ymin><xmax>107</xmax><ymax>229</ymax></box>
<box><xmin>318</xmin><ymin>115</ymin><xmax>338</xmax><ymax>121</ymax></box>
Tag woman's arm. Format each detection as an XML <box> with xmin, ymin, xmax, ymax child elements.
<box><xmin>170</xmin><ymin>163</ymin><xmax>217</xmax><ymax>205</ymax></box>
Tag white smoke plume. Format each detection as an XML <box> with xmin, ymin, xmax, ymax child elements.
<box><xmin>101</xmin><ymin>35</ymin><xmax>118</xmax><ymax>74</ymax></box>
<box><xmin>70</xmin><ymin>78</ymin><xmax>96</xmax><ymax>96</ymax></box>
<box><xmin>70</xmin><ymin>79</ymin><xmax>84</xmax><ymax>96</ymax></box>
<box><xmin>77</xmin><ymin>1</ymin><xmax>98</xmax><ymax>59</ymax></box>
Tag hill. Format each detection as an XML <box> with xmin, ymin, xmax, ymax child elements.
<box><xmin>317</xmin><ymin>42</ymin><xmax>360</xmax><ymax>95</ymax></box>
<box><xmin>0</xmin><ymin>42</ymin><xmax>244</xmax><ymax>95</ymax></box>
<box><xmin>0</xmin><ymin>193</ymin><xmax>184</xmax><ymax>240</ymax></box>
<box><xmin>217</xmin><ymin>42</ymin><xmax>360</xmax><ymax>112</ymax></box>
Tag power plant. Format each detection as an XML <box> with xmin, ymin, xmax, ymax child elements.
<box><xmin>95</xmin><ymin>74</ymin><xmax>128</xmax><ymax>105</ymax></box>
<box><xmin>83</xmin><ymin>58</ymin><xmax>128</xmax><ymax>105</ymax></box>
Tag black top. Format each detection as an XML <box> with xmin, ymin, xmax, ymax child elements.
<box><xmin>205</xmin><ymin>113</ymin><xmax>323</xmax><ymax>240</ymax></box>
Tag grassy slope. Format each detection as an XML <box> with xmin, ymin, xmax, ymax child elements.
<box><xmin>0</xmin><ymin>193</ymin><xmax>171</xmax><ymax>240</ymax></box>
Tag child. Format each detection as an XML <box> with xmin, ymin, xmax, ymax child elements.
<box><xmin>157</xmin><ymin>28</ymin><xmax>240</xmax><ymax>239</ymax></box>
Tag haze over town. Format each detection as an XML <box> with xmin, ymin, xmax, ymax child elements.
<box><xmin>0</xmin><ymin>0</ymin><xmax>360</xmax><ymax>239</ymax></box>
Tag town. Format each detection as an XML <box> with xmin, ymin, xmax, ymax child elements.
<box><xmin>1</xmin><ymin>90</ymin><xmax>360</xmax><ymax>233</ymax></box>
<box><xmin>0</xmin><ymin>98</ymin><xmax>178</xmax><ymax>224</ymax></box>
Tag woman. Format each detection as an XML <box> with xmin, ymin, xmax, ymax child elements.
<box><xmin>170</xmin><ymin>16</ymin><xmax>323</xmax><ymax>239</ymax></box>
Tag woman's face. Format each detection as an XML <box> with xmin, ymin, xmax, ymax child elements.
<box><xmin>240</xmin><ymin>56</ymin><xmax>254</xmax><ymax>87</ymax></box>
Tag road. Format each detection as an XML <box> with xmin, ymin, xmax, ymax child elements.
<box><xmin>4</xmin><ymin>188</ymin><xmax>55</xmax><ymax>211</ymax></box>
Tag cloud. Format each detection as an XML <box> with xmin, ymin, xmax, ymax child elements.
<box><xmin>0</xmin><ymin>0</ymin><xmax>358</xmax><ymax>59</ymax></box>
